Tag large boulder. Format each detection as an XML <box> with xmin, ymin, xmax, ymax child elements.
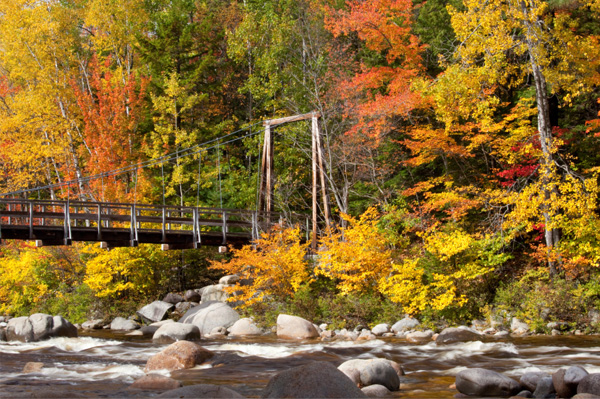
<box><xmin>219</xmin><ymin>275</ymin><xmax>239</xmax><ymax>285</ymax></box>
<box><xmin>145</xmin><ymin>340</ymin><xmax>214</xmax><ymax>372</ymax></box>
<box><xmin>532</xmin><ymin>376</ymin><xmax>555</xmax><ymax>398</ymax></box>
<box><xmin>371</xmin><ymin>324</ymin><xmax>389</xmax><ymax>336</ymax></box>
<box><xmin>229</xmin><ymin>318</ymin><xmax>262</xmax><ymax>337</ymax></box>
<box><xmin>180</xmin><ymin>301</ymin><xmax>240</xmax><ymax>336</ymax></box>
<box><xmin>6</xmin><ymin>314</ymin><xmax>77</xmax><ymax>342</ymax></box>
<box><xmin>152</xmin><ymin>322</ymin><xmax>201</xmax><ymax>343</ymax></box>
<box><xmin>554</xmin><ymin>367</ymin><xmax>588</xmax><ymax>398</ymax></box>
<box><xmin>578</xmin><ymin>374</ymin><xmax>600</xmax><ymax>395</ymax></box>
<box><xmin>338</xmin><ymin>359</ymin><xmax>404</xmax><ymax>391</ymax></box>
<box><xmin>436</xmin><ymin>327</ymin><xmax>482</xmax><ymax>344</ymax></box>
<box><xmin>81</xmin><ymin>319</ymin><xmax>104</xmax><ymax>330</ymax></box>
<box><xmin>157</xmin><ymin>384</ymin><xmax>245</xmax><ymax>398</ymax></box>
<box><xmin>391</xmin><ymin>317</ymin><xmax>420</xmax><ymax>333</ymax></box>
<box><xmin>520</xmin><ymin>372</ymin><xmax>550</xmax><ymax>392</ymax></box>
<box><xmin>406</xmin><ymin>330</ymin><xmax>434</xmax><ymax>344</ymax></box>
<box><xmin>0</xmin><ymin>328</ymin><xmax>6</xmax><ymax>341</ymax></box>
<box><xmin>201</xmin><ymin>284</ymin><xmax>229</xmax><ymax>303</ymax></box>
<box><xmin>262</xmin><ymin>361</ymin><xmax>367</xmax><ymax>398</ymax></box>
<box><xmin>276</xmin><ymin>314</ymin><xmax>320</xmax><ymax>339</ymax></box>
<box><xmin>184</xmin><ymin>289</ymin><xmax>201</xmax><ymax>303</ymax></box>
<box><xmin>511</xmin><ymin>318</ymin><xmax>530</xmax><ymax>335</ymax></box>
<box><xmin>163</xmin><ymin>293</ymin><xmax>184</xmax><ymax>304</ymax></box>
<box><xmin>110</xmin><ymin>317</ymin><xmax>140</xmax><ymax>331</ymax></box>
<box><xmin>455</xmin><ymin>368</ymin><xmax>521</xmax><ymax>397</ymax></box>
<box><xmin>137</xmin><ymin>301</ymin><xmax>174</xmax><ymax>323</ymax></box>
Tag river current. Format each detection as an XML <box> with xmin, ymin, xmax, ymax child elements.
<box><xmin>1</xmin><ymin>331</ymin><xmax>599</xmax><ymax>398</ymax></box>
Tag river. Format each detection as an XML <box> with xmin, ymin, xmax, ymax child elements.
<box><xmin>1</xmin><ymin>331</ymin><xmax>599</xmax><ymax>398</ymax></box>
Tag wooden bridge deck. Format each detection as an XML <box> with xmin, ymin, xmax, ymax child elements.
<box><xmin>0</xmin><ymin>199</ymin><xmax>280</xmax><ymax>249</ymax></box>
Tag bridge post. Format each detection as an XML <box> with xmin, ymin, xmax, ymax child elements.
<box><xmin>97</xmin><ymin>204</ymin><xmax>102</xmax><ymax>241</ymax></box>
<box><xmin>222</xmin><ymin>211</ymin><xmax>228</xmax><ymax>245</ymax></box>
<box><xmin>130</xmin><ymin>204</ymin><xmax>138</xmax><ymax>247</ymax></box>
<box><xmin>63</xmin><ymin>200</ymin><xmax>72</xmax><ymax>245</ymax></box>
<box><xmin>29</xmin><ymin>203</ymin><xmax>34</xmax><ymax>239</ymax></box>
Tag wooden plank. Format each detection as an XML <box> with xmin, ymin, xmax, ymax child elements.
<box><xmin>263</xmin><ymin>112</ymin><xmax>321</xmax><ymax>126</ymax></box>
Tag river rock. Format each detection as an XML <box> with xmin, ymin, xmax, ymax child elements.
<box><xmin>371</xmin><ymin>324</ymin><xmax>389</xmax><ymax>336</ymax></box>
<box><xmin>229</xmin><ymin>318</ymin><xmax>262</xmax><ymax>336</ymax></box>
<box><xmin>436</xmin><ymin>327</ymin><xmax>482</xmax><ymax>344</ymax></box>
<box><xmin>520</xmin><ymin>372</ymin><xmax>550</xmax><ymax>392</ymax></box>
<box><xmin>7</xmin><ymin>314</ymin><xmax>77</xmax><ymax>342</ymax></box>
<box><xmin>180</xmin><ymin>301</ymin><xmax>239</xmax><ymax>335</ymax></box>
<box><xmin>153</xmin><ymin>322</ymin><xmax>201</xmax><ymax>343</ymax></box>
<box><xmin>157</xmin><ymin>384</ymin><xmax>245</xmax><ymax>398</ymax></box>
<box><xmin>163</xmin><ymin>293</ymin><xmax>184</xmax><ymax>304</ymax></box>
<box><xmin>406</xmin><ymin>330</ymin><xmax>434</xmax><ymax>344</ymax></box>
<box><xmin>22</xmin><ymin>362</ymin><xmax>44</xmax><ymax>373</ymax></box>
<box><xmin>110</xmin><ymin>317</ymin><xmax>140</xmax><ymax>331</ymax></box>
<box><xmin>129</xmin><ymin>374</ymin><xmax>183</xmax><ymax>390</ymax></box>
<box><xmin>361</xmin><ymin>384</ymin><xmax>391</xmax><ymax>397</ymax></box>
<box><xmin>553</xmin><ymin>367</ymin><xmax>581</xmax><ymax>398</ymax></box>
<box><xmin>276</xmin><ymin>314</ymin><xmax>320</xmax><ymax>339</ymax></box>
<box><xmin>566</xmin><ymin>366</ymin><xmax>589</xmax><ymax>390</ymax></box>
<box><xmin>81</xmin><ymin>319</ymin><xmax>104</xmax><ymax>329</ymax></box>
<box><xmin>391</xmin><ymin>317</ymin><xmax>420</xmax><ymax>333</ymax></box>
<box><xmin>514</xmin><ymin>390</ymin><xmax>533</xmax><ymax>398</ymax></box>
<box><xmin>263</xmin><ymin>361</ymin><xmax>367</xmax><ymax>398</ymax></box>
<box><xmin>338</xmin><ymin>358</ymin><xmax>403</xmax><ymax>391</ymax></box>
<box><xmin>184</xmin><ymin>289</ymin><xmax>202</xmax><ymax>302</ymax></box>
<box><xmin>219</xmin><ymin>275</ymin><xmax>239</xmax><ymax>285</ymax></box>
<box><xmin>532</xmin><ymin>376</ymin><xmax>555</xmax><ymax>398</ymax></box>
<box><xmin>201</xmin><ymin>284</ymin><xmax>229</xmax><ymax>303</ymax></box>
<box><xmin>511</xmin><ymin>318</ymin><xmax>530</xmax><ymax>335</ymax></box>
<box><xmin>455</xmin><ymin>368</ymin><xmax>521</xmax><ymax>397</ymax></box>
<box><xmin>578</xmin><ymin>374</ymin><xmax>600</xmax><ymax>395</ymax></box>
<box><xmin>145</xmin><ymin>340</ymin><xmax>214</xmax><ymax>372</ymax></box>
<box><xmin>175</xmin><ymin>301</ymin><xmax>193</xmax><ymax>314</ymax></box>
<box><xmin>51</xmin><ymin>315</ymin><xmax>78</xmax><ymax>338</ymax></box>
<box><xmin>137</xmin><ymin>301</ymin><xmax>174</xmax><ymax>323</ymax></box>
<box><xmin>0</xmin><ymin>328</ymin><xmax>5</xmax><ymax>341</ymax></box>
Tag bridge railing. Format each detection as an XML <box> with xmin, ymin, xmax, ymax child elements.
<box><xmin>0</xmin><ymin>198</ymin><xmax>287</xmax><ymax>247</ymax></box>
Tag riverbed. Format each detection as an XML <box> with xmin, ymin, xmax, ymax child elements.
<box><xmin>1</xmin><ymin>331</ymin><xmax>599</xmax><ymax>398</ymax></box>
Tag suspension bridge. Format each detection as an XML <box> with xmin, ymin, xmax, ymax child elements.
<box><xmin>0</xmin><ymin>112</ymin><xmax>327</xmax><ymax>250</ymax></box>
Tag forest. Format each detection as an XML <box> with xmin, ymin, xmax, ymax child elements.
<box><xmin>1</xmin><ymin>0</ymin><xmax>600</xmax><ymax>331</ymax></box>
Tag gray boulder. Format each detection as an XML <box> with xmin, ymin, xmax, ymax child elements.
<box><xmin>361</xmin><ymin>384</ymin><xmax>391</xmax><ymax>397</ymax></box>
<box><xmin>436</xmin><ymin>327</ymin><xmax>482</xmax><ymax>344</ymax></box>
<box><xmin>184</xmin><ymin>289</ymin><xmax>201</xmax><ymax>302</ymax></box>
<box><xmin>520</xmin><ymin>372</ymin><xmax>550</xmax><ymax>392</ymax></box>
<box><xmin>391</xmin><ymin>317</ymin><xmax>420</xmax><ymax>333</ymax></box>
<box><xmin>406</xmin><ymin>330</ymin><xmax>434</xmax><ymax>344</ymax></box>
<box><xmin>511</xmin><ymin>317</ymin><xmax>530</xmax><ymax>334</ymax></box>
<box><xmin>262</xmin><ymin>361</ymin><xmax>367</xmax><ymax>398</ymax></box>
<box><xmin>0</xmin><ymin>328</ymin><xmax>5</xmax><ymax>341</ymax></box>
<box><xmin>51</xmin><ymin>315</ymin><xmax>77</xmax><ymax>338</ymax></box>
<box><xmin>81</xmin><ymin>319</ymin><xmax>104</xmax><ymax>329</ymax></box>
<box><xmin>578</xmin><ymin>374</ymin><xmax>600</xmax><ymax>395</ymax></box>
<box><xmin>137</xmin><ymin>301</ymin><xmax>174</xmax><ymax>323</ymax></box>
<box><xmin>219</xmin><ymin>275</ymin><xmax>239</xmax><ymax>285</ymax></box>
<box><xmin>163</xmin><ymin>293</ymin><xmax>184</xmax><ymax>304</ymax></box>
<box><xmin>455</xmin><ymin>368</ymin><xmax>521</xmax><ymax>397</ymax></box>
<box><xmin>565</xmin><ymin>366</ymin><xmax>589</xmax><ymax>393</ymax></box>
<box><xmin>229</xmin><ymin>318</ymin><xmax>262</xmax><ymax>336</ymax></box>
<box><xmin>152</xmin><ymin>322</ymin><xmax>201</xmax><ymax>343</ymax></box>
<box><xmin>6</xmin><ymin>314</ymin><xmax>77</xmax><ymax>342</ymax></box>
<box><xmin>338</xmin><ymin>358</ymin><xmax>403</xmax><ymax>391</ymax></box>
<box><xmin>201</xmin><ymin>284</ymin><xmax>229</xmax><ymax>303</ymax></box>
<box><xmin>180</xmin><ymin>301</ymin><xmax>239</xmax><ymax>335</ymax></box>
<box><xmin>371</xmin><ymin>324</ymin><xmax>389</xmax><ymax>336</ymax></box>
<box><xmin>157</xmin><ymin>384</ymin><xmax>245</xmax><ymax>398</ymax></box>
<box><xmin>276</xmin><ymin>314</ymin><xmax>320</xmax><ymax>339</ymax></box>
<box><xmin>532</xmin><ymin>376</ymin><xmax>555</xmax><ymax>398</ymax></box>
<box><xmin>110</xmin><ymin>317</ymin><xmax>140</xmax><ymax>331</ymax></box>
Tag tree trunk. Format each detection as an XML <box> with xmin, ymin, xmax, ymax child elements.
<box><xmin>524</xmin><ymin>8</ymin><xmax>560</xmax><ymax>275</ymax></box>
